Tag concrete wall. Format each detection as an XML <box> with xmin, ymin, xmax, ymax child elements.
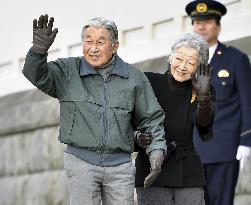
<box><xmin>0</xmin><ymin>90</ymin><xmax>69</xmax><ymax>205</ymax></box>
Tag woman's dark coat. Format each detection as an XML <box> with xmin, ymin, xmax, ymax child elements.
<box><xmin>135</xmin><ymin>72</ymin><xmax>214</xmax><ymax>188</ymax></box>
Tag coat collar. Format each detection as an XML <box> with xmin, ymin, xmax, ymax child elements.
<box><xmin>164</xmin><ymin>71</ymin><xmax>192</xmax><ymax>90</ymax></box>
<box><xmin>79</xmin><ymin>55</ymin><xmax>129</xmax><ymax>79</ymax></box>
<box><xmin>210</xmin><ymin>41</ymin><xmax>226</xmax><ymax>72</ymax></box>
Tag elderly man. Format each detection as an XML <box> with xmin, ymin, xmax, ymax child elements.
<box><xmin>22</xmin><ymin>15</ymin><xmax>166</xmax><ymax>205</ymax></box>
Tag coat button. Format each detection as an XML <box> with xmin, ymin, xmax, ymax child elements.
<box><xmin>217</xmin><ymin>50</ymin><xmax>222</xmax><ymax>55</ymax></box>
<box><xmin>222</xmin><ymin>81</ymin><xmax>226</xmax><ymax>86</ymax></box>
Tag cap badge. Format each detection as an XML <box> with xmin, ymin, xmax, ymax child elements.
<box><xmin>196</xmin><ymin>3</ymin><xmax>208</xmax><ymax>13</ymax></box>
<box><xmin>218</xmin><ymin>69</ymin><xmax>229</xmax><ymax>77</ymax></box>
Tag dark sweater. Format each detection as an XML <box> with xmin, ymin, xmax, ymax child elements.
<box><xmin>135</xmin><ymin>72</ymin><xmax>214</xmax><ymax>188</ymax></box>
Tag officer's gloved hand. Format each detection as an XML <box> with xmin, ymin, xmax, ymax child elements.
<box><xmin>135</xmin><ymin>131</ymin><xmax>153</xmax><ymax>148</ymax></box>
<box><xmin>32</xmin><ymin>14</ymin><xmax>58</xmax><ymax>54</ymax></box>
<box><xmin>236</xmin><ymin>145</ymin><xmax>251</xmax><ymax>171</ymax></box>
<box><xmin>144</xmin><ymin>150</ymin><xmax>164</xmax><ymax>188</ymax></box>
<box><xmin>192</xmin><ymin>63</ymin><xmax>212</xmax><ymax>101</ymax></box>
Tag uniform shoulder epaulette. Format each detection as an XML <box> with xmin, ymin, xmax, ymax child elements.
<box><xmin>222</xmin><ymin>43</ymin><xmax>245</xmax><ymax>55</ymax></box>
<box><xmin>221</xmin><ymin>43</ymin><xmax>231</xmax><ymax>49</ymax></box>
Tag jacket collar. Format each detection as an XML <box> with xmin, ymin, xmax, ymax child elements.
<box><xmin>210</xmin><ymin>41</ymin><xmax>225</xmax><ymax>70</ymax></box>
<box><xmin>79</xmin><ymin>55</ymin><xmax>129</xmax><ymax>79</ymax></box>
<box><xmin>164</xmin><ymin>71</ymin><xmax>192</xmax><ymax>90</ymax></box>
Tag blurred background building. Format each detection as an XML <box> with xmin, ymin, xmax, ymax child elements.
<box><xmin>1</xmin><ymin>0</ymin><xmax>251</xmax><ymax>97</ymax></box>
<box><xmin>0</xmin><ymin>0</ymin><xmax>251</xmax><ymax>204</ymax></box>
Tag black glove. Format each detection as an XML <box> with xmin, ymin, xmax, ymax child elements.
<box><xmin>144</xmin><ymin>150</ymin><xmax>164</xmax><ymax>188</ymax></box>
<box><xmin>192</xmin><ymin>63</ymin><xmax>212</xmax><ymax>101</ymax></box>
<box><xmin>135</xmin><ymin>131</ymin><xmax>153</xmax><ymax>149</ymax></box>
<box><xmin>193</xmin><ymin>64</ymin><xmax>214</xmax><ymax>127</ymax></box>
<box><xmin>32</xmin><ymin>14</ymin><xmax>58</xmax><ymax>54</ymax></box>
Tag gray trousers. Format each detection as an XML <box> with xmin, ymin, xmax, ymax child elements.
<box><xmin>64</xmin><ymin>152</ymin><xmax>135</xmax><ymax>205</ymax></box>
<box><xmin>136</xmin><ymin>186</ymin><xmax>205</xmax><ymax>205</ymax></box>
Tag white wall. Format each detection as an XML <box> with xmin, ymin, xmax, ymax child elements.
<box><xmin>1</xmin><ymin>0</ymin><xmax>251</xmax><ymax>97</ymax></box>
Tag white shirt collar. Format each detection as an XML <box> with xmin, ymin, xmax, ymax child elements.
<box><xmin>208</xmin><ymin>43</ymin><xmax>218</xmax><ymax>64</ymax></box>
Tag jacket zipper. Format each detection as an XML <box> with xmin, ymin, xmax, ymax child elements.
<box><xmin>100</xmin><ymin>79</ymin><xmax>109</xmax><ymax>165</ymax></box>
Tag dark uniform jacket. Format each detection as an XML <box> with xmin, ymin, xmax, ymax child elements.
<box><xmin>135</xmin><ymin>72</ymin><xmax>214</xmax><ymax>188</ymax></box>
<box><xmin>194</xmin><ymin>42</ymin><xmax>251</xmax><ymax>164</ymax></box>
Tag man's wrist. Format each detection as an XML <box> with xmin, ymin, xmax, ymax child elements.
<box><xmin>29</xmin><ymin>47</ymin><xmax>47</xmax><ymax>59</ymax></box>
<box><xmin>31</xmin><ymin>46</ymin><xmax>48</xmax><ymax>55</ymax></box>
<box><xmin>150</xmin><ymin>149</ymin><xmax>164</xmax><ymax>158</ymax></box>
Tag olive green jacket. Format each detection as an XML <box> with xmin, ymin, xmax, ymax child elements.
<box><xmin>23</xmin><ymin>49</ymin><xmax>166</xmax><ymax>155</ymax></box>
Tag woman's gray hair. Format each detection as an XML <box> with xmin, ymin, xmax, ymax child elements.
<box><xmin>81</xmin><ymin>17</ymin><xmax>118</xmax><ymax>44</ymax></box>
<box><xmin>170</xmin><ymin>33</ymin><xmax>209</xmax><ymax>65</ymax></box>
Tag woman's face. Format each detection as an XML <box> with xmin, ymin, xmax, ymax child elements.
<box><xmin>170</xmin><ymin>46</ymin><xmax>199</xmax><ymax>82</ymax></box>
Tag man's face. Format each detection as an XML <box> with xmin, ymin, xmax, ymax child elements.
<box><xmin>83</xmin><ymin>26</ymin><xmax>119</xmax><ymax>68</ymax></box>
<box><xmin>192</xmin><ymin>19</ymin><xmax>221</xmax><ymax>46</ymax></box>
<box><xmin>170</xmin><ymin>46</ymin><xmax>198</xmax><ymax>82</ymax></box>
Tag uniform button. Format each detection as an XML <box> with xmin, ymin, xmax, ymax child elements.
<box><xmin>222</xmin><ymin>81</ymin><xmax>226</xmax><ymax>86</ymax></box>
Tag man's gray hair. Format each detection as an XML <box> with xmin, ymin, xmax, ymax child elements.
<box><xmin>81</xmin><ymin>17</ymin><xmax>118</xmax><ymax>44</ymax></box>
<box><xmin>170</xmin><ymin>33</ymin><xmax>209</xmax><ymax>65</ymax></box>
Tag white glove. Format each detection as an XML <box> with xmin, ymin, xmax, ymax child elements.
<box><xmin>236</xmin><ymin>145</ymin><xmax>251</xmax><ymax>171</ymax></box>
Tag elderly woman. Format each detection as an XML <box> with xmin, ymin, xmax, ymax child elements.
<box><xmin>135</xmin><ymin>33</ymin><xmax>215</xmax><ymax>205</ymax></box>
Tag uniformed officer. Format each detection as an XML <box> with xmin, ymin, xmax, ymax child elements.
<box><xmin>185</xmin><ymin>1</ymin><xmax>251</xmax><ymax>205</ymax></box>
